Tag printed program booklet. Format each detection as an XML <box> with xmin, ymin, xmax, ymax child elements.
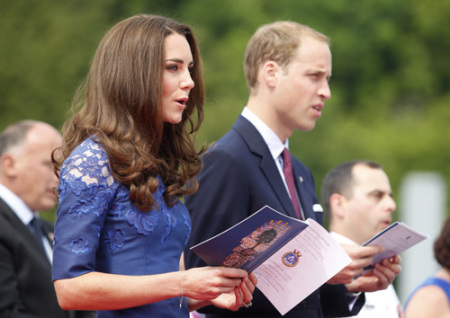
<box><xmin>190</xmin><ymin>205</ymin><xmax>352</xmax><ymax>316</ymax></box>
<box><xmin>361</xmin><ymin>221</ymin><xmax>428</xmax><ymax>274</ymax></box>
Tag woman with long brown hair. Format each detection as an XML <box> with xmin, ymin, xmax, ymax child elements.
<box><xmin>51</xmin><ymin>14</ymin><xmax>256</xmax><ymax>318</ymax></box>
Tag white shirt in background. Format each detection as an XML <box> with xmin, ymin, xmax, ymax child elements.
<box><xmin>330</xmin><ymin>232</ymin><xmax>404</xmax><ymax>318</ymax></box>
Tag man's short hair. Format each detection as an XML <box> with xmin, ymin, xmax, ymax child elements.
<box><xmin>244</xmin><ymin>21</ymin><xmax>329</xmax><ymax>94</ymax></box>
<box><xmin>321</xmin><ymin>160</ymin><xmax>382</xmax><ymax>221</ymax></box>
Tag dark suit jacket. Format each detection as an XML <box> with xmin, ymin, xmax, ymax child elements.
<box><xmin>184</xmin><ymin>115</ymin><xmax>365</xmax><ymax>318</ymax></box>
<box><xmin>0</xmin><ymin>197</ymin><xmax>96</xmax><ymax>318</ymax></box>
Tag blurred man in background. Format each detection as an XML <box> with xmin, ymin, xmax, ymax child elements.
<box><xmin>0</xmin><ymin>120</ymin><xmax>95</xmax><ymax>318</ymax></box>
<box><xmin>322</xmin><ymin>160</ymin><xmax>403</xmax><ymax>318</ymax></box>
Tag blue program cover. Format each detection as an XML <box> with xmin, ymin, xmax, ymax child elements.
<box><xmin>190</xmin><ymin>205</ymin><xmax>309</xmax><ymax>272</ymax></box>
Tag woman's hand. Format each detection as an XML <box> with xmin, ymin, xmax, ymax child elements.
<box><xmin>184</xmin><ymin>268</ymin><xmax>258</xmax><ymax>312</ymax></box>
<box><xmin>210</xmin><ymin>272</ymin><xmax>258</xmax><ymax>311</ymax></box>
<box><xmin>184</xmin><ymin>267</ymin><xmax>250</xmax><ymax>300</ymax></box>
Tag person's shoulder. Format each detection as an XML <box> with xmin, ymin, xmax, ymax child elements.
<box><xmin>202</xmin><ymin>142</ymin><xmax>243</xmax><ymax>172</ymax></box>
<box><xmin>0</xmin><ymin>205</ymin><xmax>12</xmax><ymax>225</ymax></box>
<box><xmin>418</xmin><ymin>284</ymin><xmax>449</xmax><ymax>299</ymax></box>
<box><xmin>66</xmin><ymin>137</ymin><xmax>106</xmax><ymax>161</ymax></box>
<box><xmin>291</xmin><ymin>155</ymin><xmax>314</xmax><ymax>176</ymax></box>
<box><xmin>77</xmin><ymin>136</ymin><xmax>104</xmax><ymax>153</ymax></box>
<box><xmin>406</xmin><ymin>284</ymin><xmax>449</xmax><ymax>317</ymax></box>
<box><xmin>204</xmin><ymin>129</ymin><xmax>245</xmax><ymax>157</ymax></box>
<box><xmin>61</xmin><ymin>136</ymin><xmax>110</xmax><ymax>176</ymax></box>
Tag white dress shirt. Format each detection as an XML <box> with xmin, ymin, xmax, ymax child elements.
<box><xmin>241</xmin><ymin>107</ymin><xmax>305</xmax><ymax>220</ymax></box>
<box><xmin>330</xmin><ymin>232</ymin><xmax>404</xmax><ymax>318</ymax></box>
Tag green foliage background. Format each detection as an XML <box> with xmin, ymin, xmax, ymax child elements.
<box><xmin>1</xmin><ymin>0</ymin><xmax>449</xmax><ymax>222</ymax></box>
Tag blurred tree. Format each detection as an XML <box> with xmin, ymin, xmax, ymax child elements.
<box><xmin>0</xmin><ymin>0</ymin><xmax>448</xmax><ymax>222</ymax></box>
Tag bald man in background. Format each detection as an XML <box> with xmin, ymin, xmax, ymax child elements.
<box><xmin>0</xmin><ymin>120</ymin><xmax>96</xmax><ymax>318</ymax></box>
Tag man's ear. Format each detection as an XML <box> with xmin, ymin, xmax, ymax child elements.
<box><xmin>329</xmin><ymin>193</ymin><xmax>347</xmax><ymax>219</ymax></box>
<box><xmin>1</xmin><ymin>154</ymin><xmax>18</xmax><ymax>178</ymax></box>
<box><xmin>261</xmin><ymin>61</ymin><xmax>280</xmax><ymax>88</ymax></box>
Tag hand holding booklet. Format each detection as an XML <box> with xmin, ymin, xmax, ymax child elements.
<box><xmin>190</xmin><ymin>205</ymin><xmax>428</xmax><ymax>315</ymax></box>
<box><xmin>190</xmin><ymin>205</ymin><xmax>352</xmax><ymax>315</ymax></box>
<box><xmin>361</xmin><ymin>221</ymin><xmax>428</xmax><ymax>274</ymax></box>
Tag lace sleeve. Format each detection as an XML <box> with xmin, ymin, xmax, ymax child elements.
<box><xmin>53</xmin><ymin>138</ymin><xmax>118</xmax><ymax>279</ymax></box>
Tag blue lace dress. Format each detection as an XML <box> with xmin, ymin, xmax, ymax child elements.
<box><xmin>52</xmin><ymin>137</ymin><xmax>191</xmax><ymax>317</ymax></box>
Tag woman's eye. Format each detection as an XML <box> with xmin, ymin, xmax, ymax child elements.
<box><xmin>166</xmin><ymin>65</ymin><xmax>178</xmax><ymax>71</ymax></box>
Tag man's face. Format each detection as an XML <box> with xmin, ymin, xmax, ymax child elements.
<box><xmin>12</xmin><ymin>124</ymin><xmax>62</xmax><ymax>212</ymax></box>
<box><xmin>342</xmin><ymin>165</ymin><xmax>397</xmax><ymax>245</ymax></box>
<box><xmin>273</xmin><ymin>36</ymin><xmax>332</xmax><ymax>138</ymax></box>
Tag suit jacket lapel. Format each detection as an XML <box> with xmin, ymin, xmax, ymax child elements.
<box><xmin>232</xmin><ymin>116</ymin><xmax>299</xmax><ymax>218</ymax></box>
<box><xmin>0</xmin><ymin>198</ymin><xmax>52</xmax><ymax>265</ymax></box>
<box><xmin>291</xmin><ymin>160</ymin><xmax>320</xmax><ymax>222</ymax></box>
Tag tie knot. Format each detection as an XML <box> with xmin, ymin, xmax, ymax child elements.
<box><xmin>29</xmin><ymin>216</ymin><xmax>40</xmax><ymax>226</ymax></box>
<box><xmin>28</xmin><ymin>217</ymin><xmax>42</xmax><ymax>238</ymax></box>
<box><xmin>281</xmin><ymin>148</ymin><xmax>291</xmax><ymax>166</ymax></box>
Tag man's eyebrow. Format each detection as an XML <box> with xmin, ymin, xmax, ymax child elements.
<box><xmin>306</xmin><ymin>67</ymin><xmax>328</xmax><ymax>75</ymax></box>
<box><xmin>369</xmin><ymin>189</ymin><xmax>393</xmax><ymax>196</ymax></box>
<box><xmin>317</xmin><ymin>68</ymin><xmax>332</xmax><ymax>80</ymax></box>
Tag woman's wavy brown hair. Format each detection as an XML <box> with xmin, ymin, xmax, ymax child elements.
<box><xmin>53</xmin><ymin>14</ymin><xmax>205</xmax><ymax>211</ymax></box>
<box><xmin>434</xmin><ymin>216</ymin><xmax>450</xmax><ymax>270</ymax></box>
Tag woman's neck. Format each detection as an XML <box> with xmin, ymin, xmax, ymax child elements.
<box><xmin>436</xmin><ymin>268</ymin><xmax>450</xmax><ymax>282</ymax></box>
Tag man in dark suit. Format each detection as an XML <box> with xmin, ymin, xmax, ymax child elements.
<box><xmin>0</xmin><ymin>120</ymin><xmax>96</xmax><ymax>318</ymax></box>
<box><xmin>184</xmin><ymin>21</ymin><xmax>401</xmax><ymax>318</ymax></box>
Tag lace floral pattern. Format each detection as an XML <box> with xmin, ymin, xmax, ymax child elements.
<box><xmin>53</xmin><ymin>137</ymin><xmax>192</xmax><ymax>316</ymax></box>
<box><xmin>56</xmin><ymin>137</ymin><xmax>191</xmax><ymax>254</ymax></box>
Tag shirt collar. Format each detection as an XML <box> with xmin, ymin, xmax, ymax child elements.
<box><xmin>0</xmin><ymin>183</ymin><xmax>35</xmax><ymax>225</ymax></box>
<box><xmin>242</xmin><ymin>107</ymin><xmax>289</xmax><ymax>160</ymax></box>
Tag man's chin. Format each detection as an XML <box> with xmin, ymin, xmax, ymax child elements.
<box><xmin>37</xmin><ymin>202</ymin><xmax>57</xmax><ymax>212</ymax></box>
<box><xmin>298</xmin><ymin>124</ymin><xmax>316</xmax><ymax>132</ymax></box>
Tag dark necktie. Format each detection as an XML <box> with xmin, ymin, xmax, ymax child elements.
<box><xmin>28</xmin><ymin>217</ymin><xmax>45</xmax><ymax>250</ymax></box>
<box><xmin>281</xmin><ymin>148</ymin><xmax>302</xmax><ymax>220</ymax></box>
